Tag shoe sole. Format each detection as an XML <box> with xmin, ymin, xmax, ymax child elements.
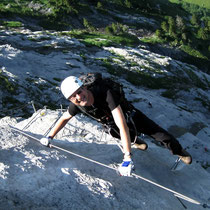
<box><xmin>179</xmin><ymin>155</ymin><xmax>192</xmax><ymax>165</ymax></box>
<box><xmin>134</xmin><ymin>143</ymin><xmax>148</xmax><ymax>151</ymax></box>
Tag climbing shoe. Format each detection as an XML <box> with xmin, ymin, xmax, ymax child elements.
<box><xmin>134</xmin><ymin>138</ymin><xmax>148</xmax><ymax>151</ymax></box>
<box><xmin>178</xmin><ymin>149</ymin><xmax>192</xmax><ymax>165</ymax></box>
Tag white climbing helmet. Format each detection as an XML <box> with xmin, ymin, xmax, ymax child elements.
<box><xmin>60</xmin><ymin>76</ymin><xmax>83</xmax><ymax>99</ymax></box>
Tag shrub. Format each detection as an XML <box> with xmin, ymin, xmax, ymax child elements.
<box><xmin>191</xmin><ymin>13</ymin><xmax>199</xmax><ymax>26</ymax></box>
<box><xmin>181</xmin><ymin>32</ymin><xmax>188</xmax><ymax>42</ymax></box>
<box><xmin>168</xmin><ymin>16</ymin><xmax>175</xmax><ymax>27</ymax></box>
<box><xmin>176</xmin><ymin>15</ymin><xmax>185</xmax><ymax>31</ymax></box>
<box><xmin>168</xmin><ymin>17</ymin><xmax>177</xmax><ymax>38</ymax></box>
<box><xmin>161</xmin><ymin>21</ymin><xmax>168</xmax><ymax>33</ymax></box>
<box><xmin>96</xmin><ymin>2</ymin><xmax>103</xmax><ymax>9</ymax></box>
<box><xmin>105</xmin><ymin>25</ymin><xmax>114</xmax><ymax>34</ymax></box>
<box><xmin>125</xmin><ymin>0</ymin><xmax>132</xmax><ymax>8</ymax></box>
<box><xmin>105</xmin><ymin>22</ymin><xmax>127</xmax><ymax>35</ymax></box>
<box><xmin>49</xmin><ymin>0</ymin><xmax>78</xmax><ymax>18</ymax></box>
<box><xmin>2</xmin><ymin>21</ymin><xmax>23</xmax><ymax>28</ymax></box>
<box><xmin>83</xmin><ymin>18</ymin><xmax>95</xmax><ymax>31</ymax></box>
<box><xmin>197</xmin><ymin>27</ymin><xmax>208</xmax><ymax>40</ymax></box>
<box><xmin>0</xmin><ymin>73</ymin><xmax>16</xmax><ymax>93</ymax></box>
<box><xmin>155</xmin><ymin>29</ymin><xmax>163</xmax><ymax>38</ymax></box>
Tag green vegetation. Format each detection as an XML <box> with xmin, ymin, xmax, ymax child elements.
<box><xmin>0</xmin><ymin>70</ymin><xmax>16</xmax><ymax>93</ymax></box>
<box><xmin>181</xmin><ymin>45</ymin><xmax>208</xmax><ymax>60</ymax></box>
<box><xmin>169</xmin><ymin>0</ymin><xmax>210</xmax><ymax>10</ymax></box>
<box><xmin>145</xmin><ymin>12</ymin><xmax>210</xmax><ymax>62</ymax></box>
<box><xmin>0</xmin><ymin>0</ymin><xmax>209</xmax><ymax>65</ymax></box>
<box><xmin>60</xmin><ymin>30</ymin><xmax>140</xmax><ymax>47</ymax></box>
<box><xmin>105</xmin><ymin>22</ymin><xmax>128</xmax><ymax>35</ymax></box>
<box><xmin>100</xmin><ymin>49</ymin><xmax>208</xmax><ymax>99</ymax></box>
<box><xmin>0</xmin><ymin>0</ymin><xmax>210</xmax><ymax>115</ymax></box>
<box><xmin>0</xmin><ymin>21</ymin><xmax>23</xmax><ymax>28</ymax></box>
<box><xmin>0</xmin><ymin>0</ymin><xmax>34</xmax><ymax>16</ymax></box>
<box><xmin>59</xmin><ymin>21</ymin><xmax>136</xmax><ymax>48</ymax></box>
<box><xmin>83</xmin><ymin>18</ymin><xmax>95</xmax><ymax>31</ymax></box>
<box><xmin>161</xmin><ymin>89</ymin><xmax>178</xmax><ymax>99</ymax></box>
<box><xmin>140</xmin><ymin>35</ymin><xmax>166</xmax><ymax>45</ymax></box>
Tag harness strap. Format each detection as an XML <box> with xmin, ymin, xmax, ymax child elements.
<box><xmin>77</xmin><ymin>104</ymin><xmax>138</xmax><ymax>144</ymax></box>
<box><xmin>125</xmin><ymin>109</ymin><xmax>138</xmax><ymax>144</ymax></box>
<box><xmin>101</xmin><ymin>109</ymin><xmax>138</xmax><ymax>147</ymax></box>
<box><xmin>77</xmin><ymin>106</ymin><xmax>102</xmax><ymax>123</ymax></box>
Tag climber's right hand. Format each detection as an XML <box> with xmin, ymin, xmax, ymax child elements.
<box><xmin>40</xmin><ymin>136</ymin><xmax>52</xmax><ymax>147</ymax></box>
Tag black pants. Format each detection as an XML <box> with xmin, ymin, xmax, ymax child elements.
<box><xmin>108</xmin><ymin>108</ymin><xmax>183</xmax><ymax>155</ymax></box>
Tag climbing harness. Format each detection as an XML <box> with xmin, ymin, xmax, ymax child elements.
<box><xmin>9</xmin><ymin>125</ymin><xmax>210</xmax><ymax>209</ymax></box>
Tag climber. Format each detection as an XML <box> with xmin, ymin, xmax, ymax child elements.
<box><xmin>40</xmin><ymin>74</ymin><xmax>192</xmax><ymax>176</ymax></box>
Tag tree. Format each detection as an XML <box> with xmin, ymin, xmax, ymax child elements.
<box><xmin>83</xmin><ymin>18</ymin><xmax>95</xmax><ymax>31</ymax></box>
<box><xmin>96</xmin><ymin>2</ymin><xmax>103</xmax><ymax>9</ymax></box>
<box><xmin>205</xmin><ymin>19</ymin><xmax>210</xmax><ymax>31</ymax></box>
<box><xmin>176</xmin><ymin>15</ymin><xmax>185</xmax><ymax>31</ymax></box>
<box><xmin>197</xmin><ymin>28</ymin><xmax>208</xmax><ymax>40</ymax></box>
<box><xmin>105</xmin><ymin>22</ymin><xmax>127</xmax><ymax>35</ymax></box>
<box><xmin>111</xmin><ymin>22</ymin><xmax>125</xmax><ymax>35</ymax></box>
<box><xmin>161</xmin><ymin>21</ymin><xmax>168</xmax><ymax>33</ymax></box>
<box><xmin>181</xmin><ymin>32</ymin><xmax>188</xmax><ymax>43</ymax></box>
<box><xmin>155</xmin><ymin>29</ymin><xmax>163</xmax><ymax>38</ymax></box>
<box><xmin>105</xmin><ymin>25</ymin><xmax>113</xmax><ymax>34</ymax></box>
<box><xmin>125</xmin><ymin>0</ymin><xmax>132</xmax><ymax>9</ymax></box>
<box><xmin>49</xmin><ymin>0</ymin><xmax>78</xmax><ymax>17</ymax></box>
<box><xmin>170</xmin><ymin>30</ymin><xmax>178</xmax><ymax>39</ymax></box>
<box><xmin>191</xmin><ymin>13</ymin><xmax>199</xmax><ymax>26</ymax></box>
<box><xmin>114</xmin><ymin>0</ymin><xmax>124</xmax><ymax>6</ymax></box>
<box><xmin>168</xmin><ymin>17</ymin><xmax>176</xmax><ymax>38</ymax></box>
<box><xmin>168</xmin><ymin>16</ymin><xmax>175</xmax><ymax>27</ymax></box>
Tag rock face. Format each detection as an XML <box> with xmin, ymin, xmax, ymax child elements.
<box><xmin>0</xmin><ymin>107</ymin><xmax>210</xmax><ymax>209</ymax></box>
<box><xmin>0</xmin><ymin>27</ymin><xmax>209</xmax><ymax>118</ymax></box>
<box><xmin>0</xmin><ymin>13</ymin><xmax>210</xmax><ymax>209</ymax></box>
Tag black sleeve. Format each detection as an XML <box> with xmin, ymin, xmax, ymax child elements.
<box><xmin>68</xmin><ymin>102</ymin><xmax>80</xmax><ymax>116</ymax></box>
<box><xmin>106</xmin><ymin>89</ymin><xmax>121</xmax><ymax>111</ymax></box>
